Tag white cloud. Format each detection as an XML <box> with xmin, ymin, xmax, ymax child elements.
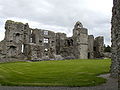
<box><xmin>0</xmin><ymin>0</ymin><xmax>113</xmax><ymax>45</ymax></box>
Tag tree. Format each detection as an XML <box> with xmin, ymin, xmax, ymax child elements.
<box><xmin>104</xmin><ymin>45</ymin><xmax>111</xmax><ymax>52</ymax></box>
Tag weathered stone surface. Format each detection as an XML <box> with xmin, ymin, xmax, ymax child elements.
<box><xmin>0</xmin><ymin>20</ymin><xmax>105</xmax><ymax>62</ymax></box>
<box><xmin>73</xmin><ymin>21</ymin><xmax>88</xmax><ymax>59</ymax></box>
<box><xmin>111</xmin><ymin>0</ymin><xmax>120</xmax><ymax>79</ymax></box>
<box><xmin>56</xmin><ymin>33</ymin><xmax>67</xmax><ymax>55</ymax></box>
<box><xmin>25</xmin><ymin>43</ymin><xmax>44</xmax><ymax>60</ymax></box>
<box><xmin>103</xmin><ymin>52</ymin><xmax>112</xmax><ymax>58</ymax></box>
<box><xmin>0</xmin><ymin>20</ymin><xmax>30</xmax><ymax>60</ymax></box>
<box><xmin>88</xmin><ymin>35</ymin><xmax>94</xmax><ymax>59</ymax></box>
<box><xmin>94</xmin><ymin>36</ymin><xmax>104</xmax><ymax>58</ymax></box>
<box><xmin>56</xmin><ymin>21</ymin><xmax>89</xmax><ymax>59</ymax></box>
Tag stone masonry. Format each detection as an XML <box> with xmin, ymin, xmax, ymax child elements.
<box><xmin>94</xmin><ymin>36</ymin><xmax>104</xmax><ymax>58</ymax></box>
<box><xmin>88</xmin><ymin>35</ymin><xmax>94</xmax><ymax>59</ymax></box>
<box><xmin>111</xmin><ymin>0</ymin><xmax>120</xmax><ymax>81</ymax></box>
<box><xmin>0</xmin><ymin>20</ymin><xmax>104</xmax><ymax>61</ymax></box>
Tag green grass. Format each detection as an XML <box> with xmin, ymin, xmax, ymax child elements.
<box><xmin>0</xmin><ymin>59</ymin><xmax>111</xmax><ymax>87</ymax></box>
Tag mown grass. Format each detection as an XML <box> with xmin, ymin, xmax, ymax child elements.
<box><xmin>0</xmin><ymin>59</ymin><xmax>111</xmax><ymax>87</ymax></box>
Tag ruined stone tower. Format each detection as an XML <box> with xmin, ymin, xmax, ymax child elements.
<box><xmin>73</xmin><ymin>21</ymin><xmax>88</xmax><ymax>59</ymax></box>
<box><xmin>111</xmin><ymin>0</ymin><xmax>120</xmax><ymax>78</ymax></box>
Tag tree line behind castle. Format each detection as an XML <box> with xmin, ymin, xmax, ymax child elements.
<box><xmin>0</xmin><ymin>20</ymin><xmax>111</xmax><ymax>61</ymax></box>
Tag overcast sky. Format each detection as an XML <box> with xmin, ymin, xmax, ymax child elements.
<box><xmin>0</xmin><ymin>0</ymin><xmax>113</xmax><ymax>45</ymax></box>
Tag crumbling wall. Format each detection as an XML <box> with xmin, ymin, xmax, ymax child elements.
<box><xmin>2</xmin><ymin>20</ymin><xmax>24</xmax><ymax>59</ymax></box>
<box><xmin>5</xmin><ymin>20</ymin><xmax>25</xmax><ymax>43</ymax></box>
<box><xmin>88</xmin><ymin>35</ymin><xmax>94</xmax><ymax>59</ymax></box>
<box><xmin>111</xmin><ymin>0</ymin><xmax>120</xmax><ymax>78</ymax></box>
<box><xmin>43</xmin><ymin>30</ymin><xmax>56</xmax><ymax>59</ymax></box>
<box><xmin>60</xmin><ymin>37</ymin><xmax>75</xmax><ymax>59</ymax></box>
<box><xmin>0</xmin><ymin>20</ymin><xmax>31</xmax><ymax>61</ymax></box>
<box><xmin>23</xmin><ymin>23</ymin><xmax>31</xmax><ymax>44</ymax></box>
<box><xmin>25</xmin><ymin>43</ymin><xmax>44</xmax><ymax>60</ymax></box>
<box><xmin>0</xmin><ymin>40</ymin><xmax>6</xmax><ymax>59</ymax></box>
<box><xmin>56</xmin><ymin>21</ymin><xmax>89</xmax><ymax>59</ymax></box>
<box><xmin>32</xmin><ymin>29</ymin><xmax>43</xmax><ymax>44</ymax></box>
<box><xmin>32</xmin><ymin>29</ymin><xmax>56</xmax><ymax>60</ymax></box>
<box><xmin>56</xmin><ymin>33</ymin><xmax>67</xmax><ymax>55</ymax></box>
<box><xmin>94</xmin><ymin>36</ymin><xmax>104</xmax><ymax>58</ymax></box>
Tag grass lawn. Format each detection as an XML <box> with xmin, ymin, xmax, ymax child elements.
<box><xmin>0</xmin><ymin>59</ymin><xmax>111</xmax><ymax>87</ymax></box>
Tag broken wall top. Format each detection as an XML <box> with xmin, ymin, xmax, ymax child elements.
<box><xmin>4</xmin><ymin>20</ymin><xmax>30</xmax><ymax>43</ymax></box>
<box><xmin>5</xmin><ymin>20</ymin><xmax>25</xmax><ymax>31</ymax></box>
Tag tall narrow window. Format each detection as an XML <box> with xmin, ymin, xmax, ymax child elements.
<box><xmin>21</xmin><ymin>44</ymin><xmax>24</xmax><ymax>53</ymax></box>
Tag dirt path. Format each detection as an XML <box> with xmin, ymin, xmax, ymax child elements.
<box><xmin>0</xmin><ymin>74</ymin><xmax>118</xmax><ymax>90</ymax></box>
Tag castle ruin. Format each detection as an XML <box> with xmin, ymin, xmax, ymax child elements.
<box><xmin>0</xmin><ymin>20</ymin><xmax>104</xmax><ymax>62</ymax></box>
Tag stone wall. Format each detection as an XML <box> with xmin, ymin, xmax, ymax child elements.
<box><xmin>56</xmin><ymin>21</ymin><xmax>89</xmax><ymax>59</ymax></box>
<box><xmin>60</xmin><ymin>37</ymin><xmax>75</xmax><ymax>59</ymax></box>
<box><xmin>31</xmin><ymin>29</ymin><xmax>56</xmax><ymax>60</ymax></box>
<box><xmin>103</xmin><ymin>52</ymin><xmax>112</xmax><ymax>58</ymax></box>
<box><xmin>0</xmin><ymin>20</ymin><xmax>31</xmax><ymax>60</ymax></box>
<box><xmin>56</xmin><ymin>33</ymin><xmax>67</xmax><ymax>55</ymax></box>
<box><xmin>88</xmin><ymin>35</ymin><xmax>94</xmax><ymax>59</ymax></box>
<box><xmin>111</xmin><ymin>0</ymin><xmax>120</xmax><ymax>79</ymax></box>
<box><xmin>94</xmin><ymin>36</ymin><xmax>104</xmax><ymax>58</ymax></box>
<box><xmin>25</xmin><ymin>43</ymin><xmax>44</xmax><ymax>60</ymax></box>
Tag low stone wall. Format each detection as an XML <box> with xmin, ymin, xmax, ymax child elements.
<box><xmin>103</xmin><ymin>52</ymin><xmax>111</xmax><ymax>58</ymax></box>
<box><xmin>0</xmin><ymin>58</ymin><xmax>26</xmax><ymax>63</ymax></box>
